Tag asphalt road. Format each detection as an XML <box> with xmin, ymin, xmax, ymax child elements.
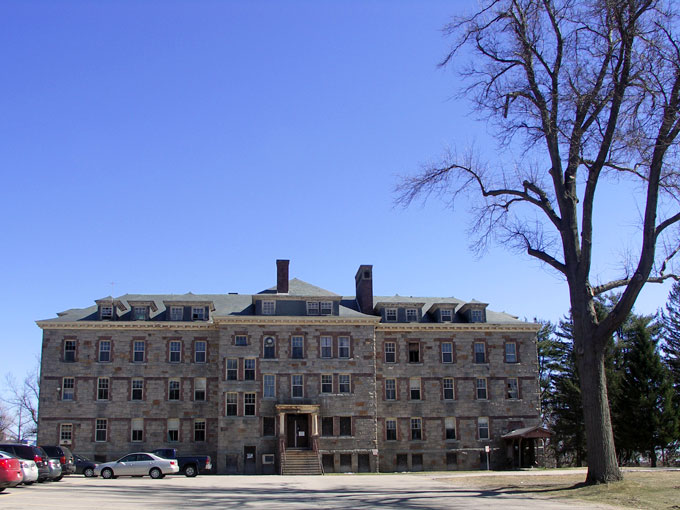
<box><xmin>0</xmin><ymin>473</ymin><xmax>617</xmax><ymax>510</ymax></box>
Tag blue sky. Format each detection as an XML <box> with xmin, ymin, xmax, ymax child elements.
<box><xmin>0</xmin><ymin>0</ymin><xmax>673</xmax><ymax>388</ymax></box>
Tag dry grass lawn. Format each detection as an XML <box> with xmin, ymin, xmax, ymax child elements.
<box><xmin>442</xmin><ymin>469</ymin><xmax>680</xmax><ymax>510</ymax></box>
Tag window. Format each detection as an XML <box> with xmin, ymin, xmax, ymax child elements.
<box><xmin>170</xmin><ymin>306</ymin><xmax>183</xmax><ymax>321</ymax></box>
<box><xmin>194</xmin><ymin>378</ymin><xmax>206</xmax><ymax>401</ymax></box>
<box><xmin>131</xmin><ymin>378</ymin><xmax>143</xmax><ymax>401</ymax></box>
<box><xmin>235</xmin><ymin>335</ymin><xmax>248</xmax><ymax>346</ymax></box>
<box><xmin>505</xmin><ymin>342</ymin><xmax>518</xmax><ymax>363</ymax></box>
<box><xmin>263</xmin><ymin>336</ymin><xmax>276</xmax><ymax>358</ymax></box>
<box><xmin>263</xmin><ymin>417</ymin><xmax>276</xmax><ymax>437</ymax></box>
<box><xmin>440</xmin><ymin>309</ymin><xmax>453</xmax><ymax>322</ymax></box>
<box><xmin>95</xmin><ymin>419</ymin><xmax>107</xmax><ymax>442</ymax></box>
<box><xmin>320</xmin><ymin>336</ymin><xmax>332</xmax><ymax>358</ymax></box>
<box><xmin>263</xmin><ymin>375</ymin><xmax>276</xmax><ymax>398</ymax></box>
<box><xmin>97</xmin><ymin>378</ymin><xmax>109</xmax><ymax>400</ymax></box>
<box><xmin>131</xmin><ymin>418</ymin><xmax>143</xmax><ymax>442</ymax></box>
<box><xmin>384</xmin><ymin>342</ymin><xmax>396</xmax><ymax>363</ymax></box>
<box><xmin>507</xmin><ymin>378</ymin><xmax>519</xmax><ymax>399</ymax></box>
<box><xmin>385</xmin><ymin>378</ymin><xmax>396</xmax><ymax>400</ymax></box>
<box><xmin>445</xmin><ymin>417</ymin><xmax>456</xmax><ymax>440</ymax></box>
<box><xmin>441</xmin><ymin>342</ymin><xmax>453</xmax><ymax>363</ymax></box>
<box><xmin>306</xmin><ymin>301</ymin><xmax>319</xmax><ymax>315</ymax></box>
<box><xmin>62</xmin><ymin>377</ymin><xmax>75</xmax><ymax>401</ymax></box>
<box><xmin>471</xmin><ymin>309</ymin><xmax>484</xmax><ymax>322</ymax></box>
<box><xmin>133</xmin><ymin>306</ymin><xmax>148</xmax><ymax>321</ymax></box>
<box><xmin>168</xmin><ymin>379</ymin><xmax>180</xmax><ymax>401</ymax></box>
<box><xmin>167</xmin><ymin>419</ymin><xmax>179</xmax><ymax>442</ymax></box>
<box><xmin>409</xmin><ymin>377</ymin><xmax>421</xmax><ymax>400</ymax></box>
<box><xmin>226</xmin><ymin>359</ymin><xmax>238</xmax><ymax>381</ymax></box>
<box><xmin>338</xmin><ymin>337</ymin><xmax>350</xmax><ymax>358</ymax></box>
<box><xmin>244</xmin><ymin>358</ymin><xmax>256</xmax><ymax>380</ymax></box>
<box><xmin>385</xmin><ymin>308</ymin><xmax>397</xmax><ymax>322</ymax></box>
<box><xmin>322</xmin><ymin>417</ymin><xmax>334</xmax><ymax>436</ymax></box>
<box><xmin>262</xmin><ymin>300</ymin><xmax>275</xmax><ymax>315</ymax></box>
<box><xmin>476</xmin><ymin>378</ymin><xmax>488</xmax><ymax>400</ymax></box>
<box><xmin>408</xmin><ymin>342</ymin><xmax>420</xmax><ymax>363</ymax></box>
<box><xmin>60</xmin><ymin>423</ymin><xmax>72</xmax><ymax>443</ymax></box>
<box><xmin>133</xmin><ymin>341</ymin><xmax>145</xmax><ymax>363</ymax></box>
<box><xmin>385</xmin><ymin>419</ymin><xmax>397</xmax><ymax>440</ymax></box>
<box><xmin>192</xmin><ymin>307</ymin><xmax>206</xmax><ymax>321</ymax></box>
<box><xmin>320</xmin><ymin>301</ymin><xmax>333</xmax><ymax>315</ymax></box>
<box><xmin>194</xmin><ymin>419</ymin><xmax>206</xmax><ymax>441</ymax></box>
<box><xmin>226</xmin><ymin>393</ymin><xmax>238</xmax><ymax>416</ymax></box>
<box><xmin>339</xmin><ymin>417</ymin><xmax>352</xmax><ymax>436</ymax></box>
<box><xmin>64</xmin><ymin>340</ymin><xmax>76</xmax><ymax>362</ymax></box>
<box><xmin>478</xmin><ymin>417</ymin><xmax>489</xmax><ymax>439</ymax></box>
<box><xmin>291</xmin><ymin>336</ymin><xmax>304</xmax><ymax>359</ymax></box>
<box><xmin>194</xmin><ymin>341</ymin><xmax>207</xmax><ymax>363</ymax></box>
<box><xmin>338</xmin><ymin>374</ymin><xmax>350</xmax><ymax>393</ymax></box>
<box><xmin>169</xmin><ymin>341</ymin><xmax>181</xmax><ymax>363</ymax></box>
<box><xmin>410</xmin><ymin>418</ymin><xmax>422</xmax><ymax>440</ymax></box>
<box><xmin>321</xmin><ymin>374</ymin><xmax>333</xmax><ymax>394</ymax></box>
<box><xmin>100</xmin><ymin>305</ymin><xmax>113</xmax><ymax>319</ymax></box>
<box><xmin>406</xmin><ymin>308</ymin><xmax>418</xmax><ymax>322</ymax></box>
<box><xmin>244</xmin><ymin>393</ymin><xmax>256</xmax><ymax>416</ymax></box>
<box><xmin>291</xmin><ymin>374</ymin><xmax>303</xmax><ymax>398</ymax></box>
<box><xmin>98</xmin><ymin>340</ymin><xmax>111</xmax><ymax>362</ymax></box>
<box><xmin>443</xmin><ymin>378</ymin><xmax>454</xmax><ymax>400</ymax></box>
<box><xmin>474</xmin><ymin>342</ymin><xmax>486</xmax><ymax>363</ymax></box>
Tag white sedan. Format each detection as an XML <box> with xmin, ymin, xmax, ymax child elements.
<box><xmin>94</xmin><ymin>452</ymin><xmax>179</xmax><ymax>479</ymax></box>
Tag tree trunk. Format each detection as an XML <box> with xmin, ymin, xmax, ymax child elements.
<box><xmin>576</xmin><ymin>338</ymin><xmax>623</xmax><ymax>483</ymax></box>
<box><xmin>650</xmin><ymin>448</ymin><xmax>657</xmax><ymax>468</ymax></box>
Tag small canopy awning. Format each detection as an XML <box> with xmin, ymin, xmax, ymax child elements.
<box><xmin>502</xmin><ymin>425</ymin><xmax>552</xmax><ymax>440</ymax></box>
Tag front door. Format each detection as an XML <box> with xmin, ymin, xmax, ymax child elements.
<box><xmin>244</xmin><ymin>446</ymin><xmax>257</xmax><ymax>474</ymax></box>
<box><xmin>286</xmin><ymin>414</ymin><xmax>309</xmax><ymax>448</ymax></box>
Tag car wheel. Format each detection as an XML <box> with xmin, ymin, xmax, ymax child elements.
<box><xmin>149</xmin><ymin>468</ymin><xmax>162</xmax><ymax>479</ymax></box>
<box><xmin>24</xmin><ymin>481</ymin><xmax>34</xmax><ymax>485</ymax></box>
<box><xmin>184</xmin><ymin>465</ymin><xmax>197</xmax><ymax>477</ymax></box>
<box><xmin>101</xmin><ymin>468</ymin><xmax>114</xmax><ymax>479</ymax></box>
<box><xmin>84</xmin><ymin>467</ymin><xmax>94</xmax><ymax>477</ymax></box>
<box><xmin>54</xmin><ymin>475</ymin><xmax>63</xmax><ymax>481</ymax></box>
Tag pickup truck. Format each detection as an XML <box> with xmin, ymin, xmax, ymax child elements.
<box><xmin>150</xmin><ymin>449</ymin><xmax>212</xmax><ymax>477</ymax></box>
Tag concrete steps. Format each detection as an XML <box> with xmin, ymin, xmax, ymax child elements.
<box><xmin>281</xmin><ymin>449</ymin><xmax>323</xmax><ymax>475</ymax></box>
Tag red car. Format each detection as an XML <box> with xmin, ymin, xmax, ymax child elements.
<box><xmin>0</xmin><ymin>451</ymin><xmax>23</xmax><ymax>492</ymax></box>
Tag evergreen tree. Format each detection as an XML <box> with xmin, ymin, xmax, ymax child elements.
<box><xmin>615</xmin><ymin>316</ymin><xmax>678</xmax><ymax>466</ymax></box>
<box><xmin>661</xmin><ymin>281</ymin><xmax>680</xmax><ymax>391</ymax></box>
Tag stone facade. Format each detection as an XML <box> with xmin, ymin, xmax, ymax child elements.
<box><xmin>36</xmin><ymin>261</ymin><xmax>541</xmax><ymax>473</ymax></box>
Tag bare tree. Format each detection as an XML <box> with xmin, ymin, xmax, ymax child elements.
<box><xmin>3</xmin><ymin>362</ymin><xmax>40</xmax><ymax>441</ymax></box>
<box><xmin>397</xmin><ymin>0</ymin><xmax>680</xmax><ymax>483</ymax></box>
<box><xmin>0</xmin><ymin>403</ymin><xmax>13</xmax><ymax>441</ymax></box>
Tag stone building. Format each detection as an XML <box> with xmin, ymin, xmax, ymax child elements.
<box><xmin>36</xmin><ymin>260</ymin><xmax>541</xmax><ymax>474</ymax></box>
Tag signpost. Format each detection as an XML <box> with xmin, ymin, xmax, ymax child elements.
<box><xmin>484</xmin><ymin>445</ymin><xmax>490</xmax><ymax>471</ymax></box>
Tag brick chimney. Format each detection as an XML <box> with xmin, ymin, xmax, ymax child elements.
<box><xmin>276</xmin><ymin>259</ymin><xmax>289</xmax><ymax>294</ymax></box>
<box><xmin>355</xmin><ymin>265</ymin><xmax>373</xmax><ymax>314</ymax></box>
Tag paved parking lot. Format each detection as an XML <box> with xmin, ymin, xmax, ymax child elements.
<box><xmin>0</xmin><ymin>473</ymin><xmax>616</xmax><ymax>509</ymax></box>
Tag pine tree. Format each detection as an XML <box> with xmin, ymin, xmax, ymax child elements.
<box><xmin>616</xmin><ymin>316</ymin><xmax>678</xmax><ymax>466</ymax></box>
<box><xmin>661</xmin><ymin>282</ymin><xmax>680</xmax><ymax>391</ymax></box>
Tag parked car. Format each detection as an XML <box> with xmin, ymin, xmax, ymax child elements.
<box><xmin>0</xmin><ymin>451</ymin><xmax>23</xmax><ymax>492</ymax></box>
<box><xmin>40</xmin><ymin>445</ymin><xmax>76</xmax><ymax>475</ymax></box>
<box><xmin>94</xmin><ymin>453</ymin><xmax>179</xmax><ymax>479</ymax></box>
<box><xmin>0</xmin><ymin>444</ymin><xmax>50</xmax><ymax>482</ymax></box>
<box><xmin>72</xmin><ymin>453</ymin><xmax>97</xmax><ymax>477</ymax></box>
<box><xmin>46</xmin><ymin>458</ymin><xmax>63</xmax><ymax>481</ymax></box>
<box><xmin>150</xmin><ymin>448</ymin><xmax>212</xmax><ymax>477</ymax></box>
<box><xmin>17</xmin><ymin>457</ymin><xmax>38</xmax><ymax>485</ymax></box>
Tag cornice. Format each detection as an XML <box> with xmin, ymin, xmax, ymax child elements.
<box><xmin>376</xmin><ymin>322</ymin><xmax>540</xmax><ymax>333</ymax></box>
<box><xmin>36</xmin><ymin>321</ymin><xmax>215</xmax><ymax>331</ymax></box>
<box><xmin>213</xmin><ymin>316</ymin><xmax>381</xmax><ymax>326</ymax></box>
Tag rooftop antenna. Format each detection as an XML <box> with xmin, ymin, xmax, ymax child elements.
<box><xmin>109</xmin><ymin>281</ymin><xmax>116</xmax><ymax>297</ymax></box>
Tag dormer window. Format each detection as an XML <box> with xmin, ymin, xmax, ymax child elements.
<box><xmin>306</xmin><ymin>301</ymin><xmax>319</xmax><ymax>315</ymax></box>
<box><xmin>385</xmin><ymin>308</ymin><xmax>397</xmax><ymax>322</ymax></box>
<box><xmin>441</xmin><ymin>309</ymin><xmax>453</xmax><ymax>322</ymax></box>
<box><xmin>100</xmin><ymin>306</ymin><xmax>113</xmax><ymax>320</ymax></box>
<box><xmin>133</xmin><ymin>306</ymin><xmax>148</xmax><ymax>321</ymax></box>
<box><xmin>471</xmin><ymin>309</ymin><xmax>484</xmax><ymax>322</ymax></box>
<box><xmin>320</xmin><ymin>301</ymin><xmax>332</xmax><ymax>315</ymax></box>
<box><xmin>406</xmin><ymin>309</ymin><xmax>418</xmax><ymax>322</ymax></box>
<box><xmin>170</xmin><ymin>306</ymin><xmax>183</xmax><ymax>321</ymax></box>
<box><xmin>192</xmin><ymin>307</ymin><xmax>206</xmax><ymax>321</ymax></box>
<box><xmin>262</xmin><ymin>300</ymin><xmax>275</xmax><ymax>315</ymax></box>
